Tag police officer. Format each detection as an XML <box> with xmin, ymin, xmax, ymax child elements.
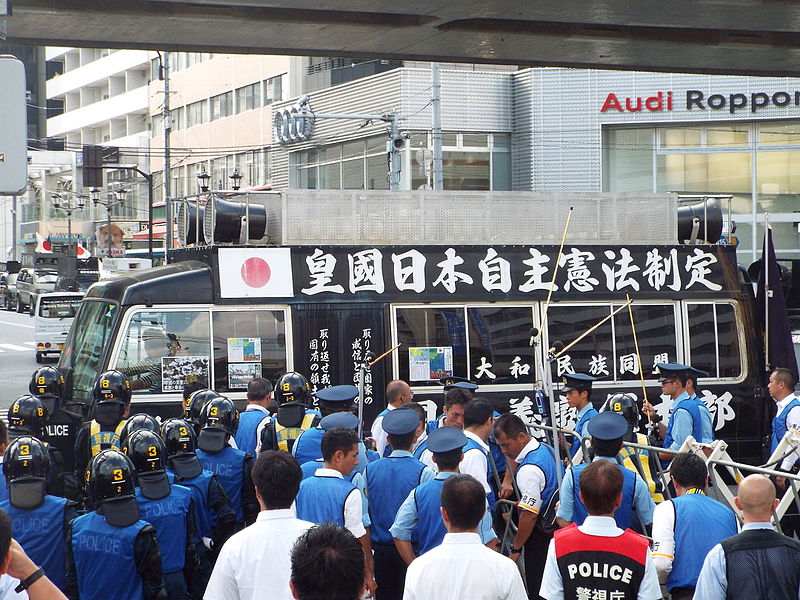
<box><xmin>562</xmin><ymin>373</ymin><xmax>599</xmax><ymax>459</ymax></box>
<box><xmin>195</xmin><ymin>397</ymin><xmax>258</xmax><ymax>528</ymax></box>
<box><xmin>370</xmin><ymin>380</ymin><xmax>414</xmax><ymax>458</ymax></box>
<box><xmin>258</xmin><ymin>372</ymin><xmax>321</xmax><ymax>454</ymax></box>
<box><xmin>0</xmin><ymin>436</ymin><xmax>78</xmax><ymax>590</ymax></box>
<box><xmin>74</xmin><ymin>370</ymin><xmax>133</xmax><ymax>488</ymax></box>
<box><xmin>65</xmin><ymin>449</ymin><xmax>167</xmax><ymax>600</ymax></box>
<box><xmin>29</xmin><ymin>366</ymin><xmax>83</xmax><ymax>486</ymax></box>
<box><xmin>233</xmin><ymin>378</ymin><xmax>273</xmax><ymax>455</ymax></box>
<box><xmin>124</xmin><ymin>430</ymin><xmax>198</xmax><ymax>600</ymax></box>
<box><xmin>364</xmin><ymin>408</ymin><xmax>434</xmax><ymax>600</ymax></box>
<box><xmin>119</xmin><ymin>414</ymin><xmax>161</xmax><ymax>446</ymax></box>
<box><xmin>556</xmin><ymin>411</ymin><xmax>655</xmax><ymax>532</ymax></box>
<box><xmin>461</xmin><ymin>399</ymin><xmax>497</xmax><ymax>511</ymax></box>
<box><xmin>184</xmin><ymin>389</ymin><xmax>221</xmax><ymax>437</ymax></box>
<box><xmin>428</xmin><ymin>378</ymin><xmax>477</xmax><ymax>432</ymax></box>
<box><xmin>390</xmin><ymin>427</ymin><xmax>497</xmax><ymax>564</ymax></box>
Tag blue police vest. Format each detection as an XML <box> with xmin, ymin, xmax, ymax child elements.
<box><xmin>166</xmin><ymin>469</ymin><xmax>215</xmax><ymax>539</ymax></box>
<box><xmin>373</xmin><ymin>409</ymin><xmax>393</xmax><ymax>457</ymax></box>
<box><xmin>365</xmin><ymin>456</ymin><xmax>427</xmax><ymax>544</ymax></box>
<box><xmin>293</xmin><ymin>427</ymin><xmax>369</xmax><ymax>475</ymax></box>
<box><xmin>668</xmin><ymin>492</ymin><xmax>738</xmax><ymax>590</ymax></box>
<box><xmin>772</xmin><ymin>398</ymin><xmax>800</xmax><ymax>453</ymax></box>
<box><xmin>196</xmin><ymin>446</ymin><xmax>247</xmax><ymax>523</ymax></box>
<box><xmin>134</xmin><ymin>483</ymin><xmax>193</xmax><ymax>573</ymax></box>
<box><xmin>413</xmin><ymin>477</ymin><xmax>449</xmax><ymax>554</ymax></box>
<box><xmin>570</xmin><ymin>407</ymin><xmax>598</xmax><ymax>457</ymax></box>
<box><xmin>296</xmin><ymin>475</ymin><xmax>356</xmax><ymax>527</ymax></box>
<box><xmin>71</xmin><ymin>511</ymin><xmax>150</xmax><ymax>600</ymax></box>
<box><xmin>463</xmin><ymin>437</ymin><xmax>496</xmax><ymax>511</ymax></box>
<box><xmin>234</xmin><ymin>409</ymin><xmax>269</xmax><ymax>455</ymax></box>
<box><xmin>663</xmin><ymin>396</ymin><xmax>709</xmax><ymax>449</ymax></box>
<box><xmin>0</xmin><ymin>481</ymin><xmax>9</xmax><ymax>508</ymax></box>
<box><xmin>425</xmin><ymin>415</ymin><xmax>446</xmax><ymax>435</ymax></box>
<box><xmin>300</xmin><ymin>459</ymin><xmax>324</xmax><ymax>480</ymax></box>
<box><xmin>488</xmin><ymin>435</ymin><xmax>506</xmax><ymax>475</ymax></box>
<box><xmin>571</xmin><ymin>462</ymin><xmax>636</xmax><ymax>528</ymax></box>
<box><xmin>413</xmin><ymin>438</ymin><xmax>429</xmax><ymax>461</ymax></box>
<box><xmin>0</xmin><ymin>495</ymin><xmax>68</xmax><ymax>589</ymax></box>
<box><xmin>516</xmin><ymin>442</ymin><xmax>560</xmax><ymax>509</ymax></box>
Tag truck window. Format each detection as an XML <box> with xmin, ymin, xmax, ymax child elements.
<box><xmin>686</xmin><ymin>301</ymin><xmax>742</xmax><ymax>379</ymax></box>
<box><xmin>114</xmin><ymin>310</ymin><xmax>212</xmax><ymax>394</ymax></box>
<box><xmin>212</xmin><ymin>309</ymin><xmax>289</xmax><ymax>393</ymax></box>
<box><xmin>547</xmin><ymin>304</ymin><xmax>614</xmax><ymax>380</ymax></box>
<box><xmin>467</xmin><ymin>306</ymin><xmax>536</xmax><ymax>384</ymax></box>
<box><xmin>612</xmin><ymin>303</ymin><xmax>678</xmax><ymax>381</ymax></box>
<box><xmin>395</xmin><ymin>307</ymin><xmax>468</xmax><ymax>385</ymax></box>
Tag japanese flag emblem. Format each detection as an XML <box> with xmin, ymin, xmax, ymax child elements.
<box><xmin>218</xmin><ymin>248</ymin><xmax>294</xmax><ymax>298</ymax></box>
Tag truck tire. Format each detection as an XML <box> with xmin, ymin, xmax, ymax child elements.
<box><xmin>35</xmin><ymin>352</ymin><xmax>43</xmax><ymax>364</ymax></box>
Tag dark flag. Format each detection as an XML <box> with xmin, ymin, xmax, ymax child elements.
<box><xmin>756</xmin><ymin>226</ymin><xmax>798</xmax><ymax>378</ymax></box>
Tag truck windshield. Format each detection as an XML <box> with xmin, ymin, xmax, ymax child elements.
<box><xmin>58</xmin><ymin>300</ymin><xmax>118</xmax><ymax>403</ymax></box>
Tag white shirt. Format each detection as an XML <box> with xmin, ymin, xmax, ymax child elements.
<box><xmin>313</xmin><ymin>468</ymin><xmax>367</xmax><ymax>538</ymax></box>
<box><xmin>462</xmin><ymin>430</ymin><xmax>492</xmax><ymax>495</ymax></box>
<box><xmin>403</xmin><ymin>532</ymin><xmax>527</xmax><ymax>600</ymax></box>
<box><xmin>515</xmin><ymin>438</ymin><xmax>547</xmax><ymax>513</ymax></box>
<box><xmin>204</xmin><ymin>509</ymin><xmax>313</xmax><ymax>600</ymax></box>
<box><xmin>539</xmin><ymin>516</ymin><xmax>662</xmax><ymax>600</ymax></box>
<box><xmin>775</xmin><ymin>394</ymin><xmax>800</xmax><ymax>470</ymax></box>
<box><xmin>412</xmin><ymin>431</ymin><xmax>436</xmax><ymax>471</ymax></box>
<box><xmin>371</xmin><ymin>404</ymin><xmax>397</xmax><ymax>457</ymax></box>
<box><xmin>0</xmin><ymin>574</ymin><xmax>26</xmax><ymax>600</ymax></box>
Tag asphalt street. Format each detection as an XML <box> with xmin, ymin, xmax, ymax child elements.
<box><xmin>0</xmin><ymin>308</ymin><xmax>46</xmax><ymax>410</ymax></box>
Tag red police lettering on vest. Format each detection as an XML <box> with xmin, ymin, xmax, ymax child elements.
<box><xmin>566</xmin><ymin>562</ymin><xmax>633</xmax><ymax>583</ymax></box>
<box><xmin>600</xmin><ymin>92</ymin><xmax>673</xmax><ymax>113</ymax></box>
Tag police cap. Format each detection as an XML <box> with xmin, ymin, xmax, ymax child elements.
<box><xmin>586</xmin><ymin>411</ymin><xmax>628</xmax><ymax>441</ymax></box>
<box><xmin>426</xmin><ymin>426</ymin><xmax>467</xmax><ymax>454</ymax></box>
<box><xmin>438</xmin><ymin>376</ymin><xmax>479</xmax><ymax>391</ymax></box>
<box><xmin>315</xmin><ymin>385</ymin><xmax>359</xmax><ymax>404</ymax></box>
<box><xmin>320</xmin><ymin>412</ymin><xmax>359</xmax><ymax>431</ymax></box>
<box><xmin>383</xmin><ymin>408</ymin><xmax>419</xmax><ymax>436</ymax></box>
<box><xmin>561</xmin><ymin>373</ymin><xmax>597</xmax><ymax>393</ymax></box>
<box><xmin>653</xmin><ymin>362</ymin><xmax>691</xmax><ymax>383</ymax></box>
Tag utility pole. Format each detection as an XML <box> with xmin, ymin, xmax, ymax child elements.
<box><xmin>162</xmin><ymin>52</ymin><xmax>173</xmax><ymax>260</ymax></box>
<box><xmin>431</xmin><ymin>63</ymin><xmax>443</xmax><ymax>190</ymax></box>
<box><xmin>11</xmin><ymin>195</ymin><xmax>17</xmax><ymax>260</ymax></box>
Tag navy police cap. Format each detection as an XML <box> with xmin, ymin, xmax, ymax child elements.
<box><xmin>653</xmin><ymin>363</ymin><xmax>691</xmax><ymax>382</ymax></box>
<box><xmin>586</xmin><ymin>411</ymin><xmax>628</xmax><ymax>441</ymax></box>
<box><xmin>438</xmin><ymin>376</ymin><xmax>479</xmax><ymax>391</ymax></box>
<box><xmin>561</xmin><ymin>373</ymin><xmax>597</xmax><ymax>393</ymax></box>
<box><xmin>426</xmin><ymin>426</ymin><xmax>467</xmax><ymax>453</ymax></box>
<box><xmin>383</xmin><ymin>408</ymin><xmax>419</xmax><ymax>436</ymax></box>
<box><xmin>320</xmin><ymin>412</ymin><xmax>359</xmax><ymax>431</ymax></box>
<box><xmin>315</xmin><ymin>385</ymin><xmax>359</xmax><ymax>404</ymax></box>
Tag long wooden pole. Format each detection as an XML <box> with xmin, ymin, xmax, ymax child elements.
<box><xmin>369</xmin><ymin>343</ymin><xmax>401</xmax><ymax>367</ymax></box>
<box><xmin>625</xmin><ymin>294</ymin><xmax>652</xmax><ymax>425</ymax></box>
<box><xmin>537</xmin><ymin>206</ymin><xmax>573</xmax><ymax>342</ymax></box>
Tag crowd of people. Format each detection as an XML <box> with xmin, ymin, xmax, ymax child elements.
<box><xmin>0</xmin><ymin>362</ymin><xmax>796</xmax><ymax>600</ymax></box>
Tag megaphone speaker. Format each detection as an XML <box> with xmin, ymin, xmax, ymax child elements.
<box><xmin>677</xmin><ymin>198</ymin><xmax>723</xmax><ymax>243</ymax></box>
<box><xmin>203</xmin><ymin>198</ymin><xmax>267</xmax><ymax>244</ymax></box>
<box><xmin>177</xmin><ymin>201</ymin><xmax>206</xmax><ymax>246</ymax></box>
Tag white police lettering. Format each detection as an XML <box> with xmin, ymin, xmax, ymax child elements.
<box><xmin>619</xmin><ymin>353</ymin><xmax>640</xmax><ymax>376</ymax></box>
<box><xmin>510</xmin><ymin>356</ymin><xmax>531</xmax><ymax>379</ymax></box>
<box><xmin>77</xmin><ymin>533</ymin><xmax>123</xmax><ymax>554</ymax></box>
<box><xmin>685</xmin><ymin>249</ymin><xmax>723</xmax><ymax>291</ymax></box>
<box><xmin>432</xmin><ymin>248</ymin><xmax>473</xmax><ymax>293</ymax></box>
<box><xmin>602</xmin><ymin>249</ymin><xmax>641</xmax><ymax>292</ymax></box>
<box><xmin>141</xmin><ymin>499</ymin><xmax>181</xmax><ymax>518</ymax></box>
<box><xmin>566</xmin><ymin>563</ymin><xmax>633</xmax><ymax>583</ymax></box>
<box><xmin>478</xmin><ymin>248</ymin><xmax>512</xmax><ymax>293</ymax></box>
<box><xmin>391</xmin><ymin>249</ymin><xmax>426</xmax><ymax>293</ymax></box>
<box><xmin>699</xmin><ymin>390</ymin><xmax>735</xmax><ymax>431</ymax></box>
<box><xmin>475</xmin><ymin>356</ymin><xmax>496</xmax><ymax>380</ymax></box>
<box><xmin>589</xmin><ymin>354</ymin><xmax>610</xmax><ymax>377</ymax></box>
<box><xmin>348</xmin><ymin>249</ymin><xmax>384</xmax><ymax>294</ymax></box>
<box><xmin>519</xmin><ymin>248</ymin><xmax>557</xmax><ymax>293</ymax></box>
<box><xmin>46</xmin><ymin>424</ymin><xmax>69</xmax><ymax>437</ymax></box>
<box><xmin>560</xmin><ymin>249</ymin><xmax>599</xmax><ymax>292</ymax></box>
<box><xmin>509</xmin><ymin>396</ymin><xmax>535</xmax><ymax>424</ymax></box>
<box><xmin>556</xmin><ymin>354</ymin><xmax>575</xmax><ymax>377</ymax></box>
<box><xmin>653</xmin><ymin>352</ymin><xmax>669</xmax><ymax>365</ymax></box>
<box><xmin>302</xmin><ymin>249</ymin><xmax>344</xmax><ymax>295</ymax></box>
<box><xmin>642</xmin><ymin>248</ymin><xmax>682</xmax><ymax>291</ymax></box>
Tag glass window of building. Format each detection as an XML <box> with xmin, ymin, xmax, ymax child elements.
<box><xmin>264</xmin><ymin>75</ymin><xmax>284</xmax><ymax>105</ymax></box>
<box><xmin>210</xmin><ymin>92</ymin><xmax>233</xmax><ymax>121</ymax></box>
<box><xmin>187</xmin><ymin>100</ymin><xmax>207</xmax><ymax>128</ymax></box>
<box><xmin>235</xmin><ymin>83</ymin><xmax>261</xmax><ymax>113</ymax></box>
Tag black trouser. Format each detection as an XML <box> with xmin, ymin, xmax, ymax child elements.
<box><xmin>373</xmin><ymin>543</ymin><xmax>407</xmax><ymax>600</ymax></box>
<box><xmin>669</xmin><ymin>586</ymin><xmax>695</xmax><ymax>600</ymax></box>
<box><xmin>523</xmin><ymin>530</ymin><xmax>550</xmax><ymax>600</ymax></box>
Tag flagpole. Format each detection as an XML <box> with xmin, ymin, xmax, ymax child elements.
<box><xmin>765</xmin><ymin>212</ymin><xmax>770</xmax><ymax>373</ymax></box>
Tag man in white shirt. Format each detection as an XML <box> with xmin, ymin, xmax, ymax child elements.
<box><xmin>371</xmin><ymin>381</ymin><xmax>413</xmax><ymax>457</ymax></box>
<box><xmin>403</xmin><ymin>474</ymin><xmax>526</xmax><ymax>600</ymax></box>
<box><xmin>460</xmin><ymin>400</ymin><xmax>496</xmax><ymax>509</ymax></box>
<box><xmin>205</xmin><ymin>451</ymin><xmax>313</xmax><ymax>600</ymax></box>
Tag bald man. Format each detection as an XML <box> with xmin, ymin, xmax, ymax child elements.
<box><xmin>371</xmin><ymin>380</ymin><xmax>413</xmax><ymax>457</ymax></box>
<box><xmin>695</xmin><ymin>474</ymin><xmax>800</xmax><ymax>600</ymax></box>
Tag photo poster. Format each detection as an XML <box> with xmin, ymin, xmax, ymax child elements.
<box><xmin>409</xmin><ymin>346</ymin><xmax>454</xmax><ymax>381</ymax></box>
<box><xmin>228</xmin><ymin>362</ymin><xmax>263</xmax><ymax>390</ymax></box>
<box><xmin>162</xmin><ymin>356</ymin><xmax>210</xmax><ymax>392</ymax></box>
<box><xmin>227</xmin><ymin>338</ymin><xmax>262</xmax><ymax>363</ymax></box>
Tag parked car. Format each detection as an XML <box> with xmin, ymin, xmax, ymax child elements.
<box><xmin>3</xmin><ymin>272</ymin><xmax>19</xmax><ymax>311</ymax></box>
<box><xmin>15</xmin><ymin>268</ymin><xmax>58</xmax><ymax>312</ymax></box>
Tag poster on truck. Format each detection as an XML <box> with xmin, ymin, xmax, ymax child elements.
<box><xmin>409</xmin><ymin>346</ymin><xmax>453</xmax><ymax>381</ymax></box>
<box><xmin>161</xmin><ymin>355</ymin><xmax>210</xmax><ymax>392</ymax></box>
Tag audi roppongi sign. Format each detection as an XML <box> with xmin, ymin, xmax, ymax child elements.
<box><xmin>273</xmin><ymin>101</ymin><xmax>315</xmax><ymax>144</ymax></box>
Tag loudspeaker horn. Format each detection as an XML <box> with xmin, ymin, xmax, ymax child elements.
<box><xmin>677</xmin><ymin>198</ymin><xmax>723</xmax><ymax>243</ymax></box>
<box><xmin>177</xmin><ymin>201</ymin><xmax>206</xmax><ymax>246</ymax></box>
<box><xmin>203</xmin><ymin>197</ymin><xmax>267</xmax><ymax>244</ymax></box>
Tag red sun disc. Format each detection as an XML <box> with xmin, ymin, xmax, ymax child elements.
<box><xmin>241</xmin><ymin>257</ymin><xmax>271</xmax><ymax>288</ymax></box>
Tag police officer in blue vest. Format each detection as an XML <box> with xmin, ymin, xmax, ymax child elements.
<box><xmin>233</xmin><ymin>378</ymin><xmax>273</xmax><ymax>455</ymax></box>
<box><xmin>365</xmin><ymin>408</ymin><xmax>434</xmax><ymax>600</ymax></box>
<box><xmin>183</xmin><ymin>389</ymin><xmax>221</xmax><ymax>437</ymax></box>
<box><xmin>461</xmin><ymin>399</ymin><xmax>497</xmax><ymax>511</ymax></box>
<box><xmin>643</xmin><ymin>363</ymin><xmax>714</xmax><ymax>465</ymax></box>
<box><xmin>124</xmin><ymin>430</ymin><xmax>199</xmax><ymax>600</ymax></box>
<box><xmin>390</xmin><ymin>427</ymin><xmax>497</xmax><ymax>564</ymax></box>
<box><xmin>195</xmin><ymin>397</ymin><xmax>258</xmax><ymax>528</ymax></box>
<box><xmin>119</xmin><ymin>414</ymin><xmax>160</xmax><ymax>446</ymax></box>
<box><xmin>295</xmin><ymin>426</ymin><xmax>376</xmax><ymax>597</ymax></box>
<box><xmin>562</xmin><ymin>373</ymin><xmax>599</xmax><ymax>460</ymax></box>
<box><xmin>258</xmin><ymin>372</ymin><xmax>321</xmax><ymax>454</ymax></box>
<box><xmin>556</xmin><ymin>411</ymin><xmax>655</xmax><ymax>532</ymax></box>
<box><xmin>0</xmin><ymin>436</ymin><xmax>78</xmax><ymax>591</ymax></box>
<box><xmin>65</xmin><ymin>449</ymin><xmax>166</xmax><ymax>600</ymax></box>
<box><xmin>651</xmin><ymin>452</ymin><xmax>737</xmax><ymax>600</ymax></box>
<box><xmin>427</xmin><ymin>377</ymin><xmax>477</xmax><ymax>432</ymax></box>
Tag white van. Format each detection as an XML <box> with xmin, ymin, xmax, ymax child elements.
<box><xmin>34</xmin><ymin>292</ymin><xmax>84</xmax><ymax>363</ymax></box>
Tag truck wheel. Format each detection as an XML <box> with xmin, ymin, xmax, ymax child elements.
<box><xmin>35</xmin><ymin>352</ymin><xmax>43</xmax><ymax>364</ymax></box>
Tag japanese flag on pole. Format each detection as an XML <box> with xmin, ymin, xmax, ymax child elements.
<box><xmin>35</xmin><ymin>232</ymin><xmax>53</xmax><ymax>253</ymax></box>
<box><xmin>218</xmin><ymin>248</ymin><xmax>294</xmax><ymax>298</ymax></box>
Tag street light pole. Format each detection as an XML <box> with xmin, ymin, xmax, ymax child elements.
<box><xmin>52</xmin><ymin>193</ymin><xmax>85</xmax><ymax>257</ymax></box>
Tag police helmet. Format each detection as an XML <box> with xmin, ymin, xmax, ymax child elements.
<box><xmin>275</xmin><ymin>372</ymin><xmax>312</xmax><ymax>405</ymax></box>
<box><xmin>198</xmin><ymin>396</ymin><xmax>238</xmax><ymax>453</ymax></box>
<box><xmin>603</xmin><ymin>393</ymin><xmax>640</xmax><ymax>428</ymax></box>
<box><xmin>3</xmin><ymin>436</ymin><xmax>51</xmax><ymax>509</ymax></box>
<box><xmin>123</xmin><ymin>429</ymin><xmax>171</xmax><ymax>500</ymax></box>
<box><xmin>184</xmin><ymin>389</ymin><xmax>221</xmax><ymax>430</ymax></box>
<box><xmin>8</xmin><ymin>395</ymin><xmax>49</xmax><ymax>439</ymax></box>
<box><xmin>87</xmin><ymin>449</ymin><xmax>140</xmax><ymax>527</ymax></box>
<box><xmin>160</xmin><ymin>418</ymin><xmax>203</xmax><ymax>479</ymax></box>
<box><xmin>92</xmin><ymin>370</ymin><xmax>132</xmax><ymax>405</ymax></box>
<box><xmin>120</xmin><ymin>413</ymin><xmax>160</xmax><ymax>445</ymax></box>
<box><xmin>29</xmin><ymin>365</ymin><xmax>65</xmax><ymax>398</ymax></box>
